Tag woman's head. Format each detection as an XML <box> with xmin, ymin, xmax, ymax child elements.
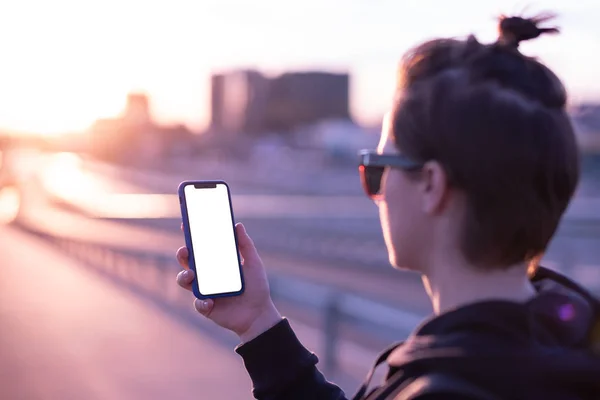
<box><xmin>361</xmin><ymin>14</ymin><xmax>580</xmax><ymax>273</ymax></box>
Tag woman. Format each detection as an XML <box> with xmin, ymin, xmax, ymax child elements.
<box><xmin>176</xmin><ymin>14</ymin><xmax>600</xmax><ymax>399</ymax></box>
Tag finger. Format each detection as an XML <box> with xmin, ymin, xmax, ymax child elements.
<box><xmin>176</xmin><ymin>247</ymin><xmax>190</xmax><ymax>269</ymax></box>
<box><xmin>176</xmin><ymin>269</ymin><xmax>195</xmax><ymax>291</ymax></box>
<box><xmin>235</xmin><ymin>223</ymin><xmax>261</xmax><ymax>266</ymax></box>
<box><xmin>194</xmin><ymin>298</ymin><xmax>214</xmax><ymax>317</ymax></box>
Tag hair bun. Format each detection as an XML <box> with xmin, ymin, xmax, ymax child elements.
<box><xmin>498</xmin><ymin>13</ymin><xmax>560</xmax><ymax>48</ymax></box>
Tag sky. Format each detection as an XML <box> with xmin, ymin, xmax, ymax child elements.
<box><xmin>0</xmin><ymin>0</ymin><xmax>599</xmax><ymax>135</ymax></box>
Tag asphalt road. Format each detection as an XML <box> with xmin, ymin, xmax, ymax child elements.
<box><xmin>0</xmin><ymin>225</ymin><xmax>254</xmax><ymax>400</ymax></box>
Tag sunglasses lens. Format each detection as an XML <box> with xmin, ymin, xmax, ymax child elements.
<box><xmin>359</xmin><ymin>165</ymin><xmax>384</xmax><ymax>197</ymax></box>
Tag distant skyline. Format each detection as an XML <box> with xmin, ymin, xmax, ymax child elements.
<box><xmin>1</xmin><ymin>0</ymin><xmax>599</xmax><ymax>135</ymax></box>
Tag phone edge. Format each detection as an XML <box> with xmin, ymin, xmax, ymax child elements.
<box><xmin>178</xmin><ymin>179</ymin><xmax>245</xmax><ymax>300</ymax></box>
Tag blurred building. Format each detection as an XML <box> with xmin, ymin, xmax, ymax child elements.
<box><xmin>88</xmin><ymin>93</ymin><xmax>196</xmax><ymax>165</ymax></box>
<box><xmin>123</xmin><ymin>93</ymin><xmax>152</xmax><ymax>125</ymax></box>
<box><xmin>209</xmin><ymin>69</ymin><xmax>351</xmax><ymax>135</ymax></box>
<box><xmin>210</xmin><ymin>70</ymin><xmax>270</xmax><ymax>135</ymax></box>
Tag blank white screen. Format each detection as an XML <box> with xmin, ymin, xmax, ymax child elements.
<box><xmin>184</xmin><ymin>184</ymin><xmax>242</xmax><ymax>296</ymax></box>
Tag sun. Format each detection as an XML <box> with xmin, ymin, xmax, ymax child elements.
<box><xmin>0</xmin><ymin>2</ymin><xmax>140</xmax><ymax>137</ymax></box>
<box><xmin>0</xmin><ymin>74</ymin><xmax>128</xmax><ymax>136</ymax></box>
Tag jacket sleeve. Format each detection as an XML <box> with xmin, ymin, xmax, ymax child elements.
<box><xmin>235</xmin><ymin>318</ymin><xmax>348</xmax><ymax>400</ymax></box>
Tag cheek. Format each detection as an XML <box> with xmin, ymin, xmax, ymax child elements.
<box><xmin>382</xmin><ymin>169</ymin><xmax>403</xmax><ymax>206</ymax></box>
<box><xmin>380</xmin><ymin>171</ymin><xmax>403</xmax><ymax>231</ymax></box>
<box><xmin>382</xmin><ymin>171</ymin><xmax>419</xmax><ymax>238</ymax></box>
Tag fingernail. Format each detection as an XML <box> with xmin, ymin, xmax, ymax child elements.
<box><xmin>182</xmin><ymin>270</ymin><xmax>191</xmax><ymax>279</ymax></box>
<box><xmin>195</xmin><ymin>299</ymin><xmax>209</xmax><ymax>312</ymax></box>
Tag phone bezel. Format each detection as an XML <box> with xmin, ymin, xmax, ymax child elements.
<box><xmin>178</xmin><ymin>180</ymin><xmax>245</xmax><ymax>299</ymax></box>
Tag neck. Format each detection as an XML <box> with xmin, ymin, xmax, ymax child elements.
<box><xmin>422</xmin><ymin>256</ymin><xmax>536</xmax><ymax>315</ymax></box>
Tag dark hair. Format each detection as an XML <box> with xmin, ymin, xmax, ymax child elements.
<box><xmin>391</xmin><ymin>13</ymin><xmax>580</xmax><ymax>269</ymax></box>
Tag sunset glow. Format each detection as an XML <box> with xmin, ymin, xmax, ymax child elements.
<box><xmin>1</xmin><ymin>0</ymin><xmax>599</xmax><ymax>136</ymax></box>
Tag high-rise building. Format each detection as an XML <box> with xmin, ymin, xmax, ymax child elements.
<box><xmin>264</xmin><ymin>71</ymin><xmax>350</xmax><ymax>132</ymax></box>
<box><xmin>210</xmin><ymin>69</ymin><xmax>269</xmax><ymax>135</ymax></box>
<box><xmin>123</xmin><ymin>92</ymin><xmax>151</xmax><ymax>125</ymax></box>
<box><xmin>209</xmin><ymin>69</ymin><xmax>351</xmax><ymax>135</ymax></box>
<box><xmin>210</xmin><ymin>74</ymin><xmax>225</xmax><ymax>132</ymax></box>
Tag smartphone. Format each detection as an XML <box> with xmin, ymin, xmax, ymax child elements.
<box><xmin>178</xmin><ymin>180</ymin><xmax>244</xmax><ymax>299</ymax></box>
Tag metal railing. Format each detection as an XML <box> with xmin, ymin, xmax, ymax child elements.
<box><xmin>14</xmin><ymin>216</ymin><xmax>600</xmax><ymax>372</ymax></box>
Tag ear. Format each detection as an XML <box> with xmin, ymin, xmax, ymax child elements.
<box><xmin>420</xmin><ymin>160</ymin><xmax>451</xmax><ymax>215</ymax></box>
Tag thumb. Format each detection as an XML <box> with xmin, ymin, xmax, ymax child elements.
<box><xmin>194</xmin><ymin>298</ymin><xmax>215</xmax><ymax>317</ymax></box>
<box><xmin>235</xmin><ymin>223</ymin><xmax>261</xmax><ymax>265</ymax></box>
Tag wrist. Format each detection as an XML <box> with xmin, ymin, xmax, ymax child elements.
<box><xmin>238</xmin><ymin>303</ymin><xmax>283</xmax><ymax>344</ymax></box>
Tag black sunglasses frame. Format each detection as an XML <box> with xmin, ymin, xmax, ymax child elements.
<box><xmin>358</xmin><ymin>150</ymin><xmax>424</xmax><ymax>198</ymax></box>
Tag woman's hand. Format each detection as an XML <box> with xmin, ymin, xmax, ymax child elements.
<box><xmin>176</xmin><ymin>223</ymin><xmax>282</xmax><ymax>343</ymax></box>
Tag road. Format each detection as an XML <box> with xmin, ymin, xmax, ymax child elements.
<box><xmin>0</xmin><ymin>225</ymin><xmax>253</xmax><ymax>400</ymax></box>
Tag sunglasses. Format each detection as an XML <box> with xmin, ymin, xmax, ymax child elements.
<box><xmin>358</xmin><ymin>150</ymin><xmax>424</xmax><ymax>198</ymax></box>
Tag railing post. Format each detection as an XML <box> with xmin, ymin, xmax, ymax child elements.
<box><xmin>323</xmin><ymin>293</ymin><xmax>340</xmax><ymax>375</ymax></box>
<box><xmin>155</xmin><ymin>257</ymin><xmax>169</xmax><ymax>302</ymax></box>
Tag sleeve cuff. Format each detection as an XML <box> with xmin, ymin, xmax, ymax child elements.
<box><xmin>235</xmin><ymin>318</ymin><xmax>318</xmax><ymax>395</ymax></box>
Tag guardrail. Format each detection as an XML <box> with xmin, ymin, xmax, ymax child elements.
<box><xmin>14</xmin><ymin>221</ymin><xmax>422</xmax><ymax>375</ymax></box>
<box><xmin>20</xmin><ymin>216</ymin><xmax>598</xmax><ymax>375</ymax></box>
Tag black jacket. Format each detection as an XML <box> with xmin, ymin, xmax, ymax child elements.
<box><xmin>235</xmin><ymin>267</ymin><xmax>600</xmax><ymax>399</ymax></box>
